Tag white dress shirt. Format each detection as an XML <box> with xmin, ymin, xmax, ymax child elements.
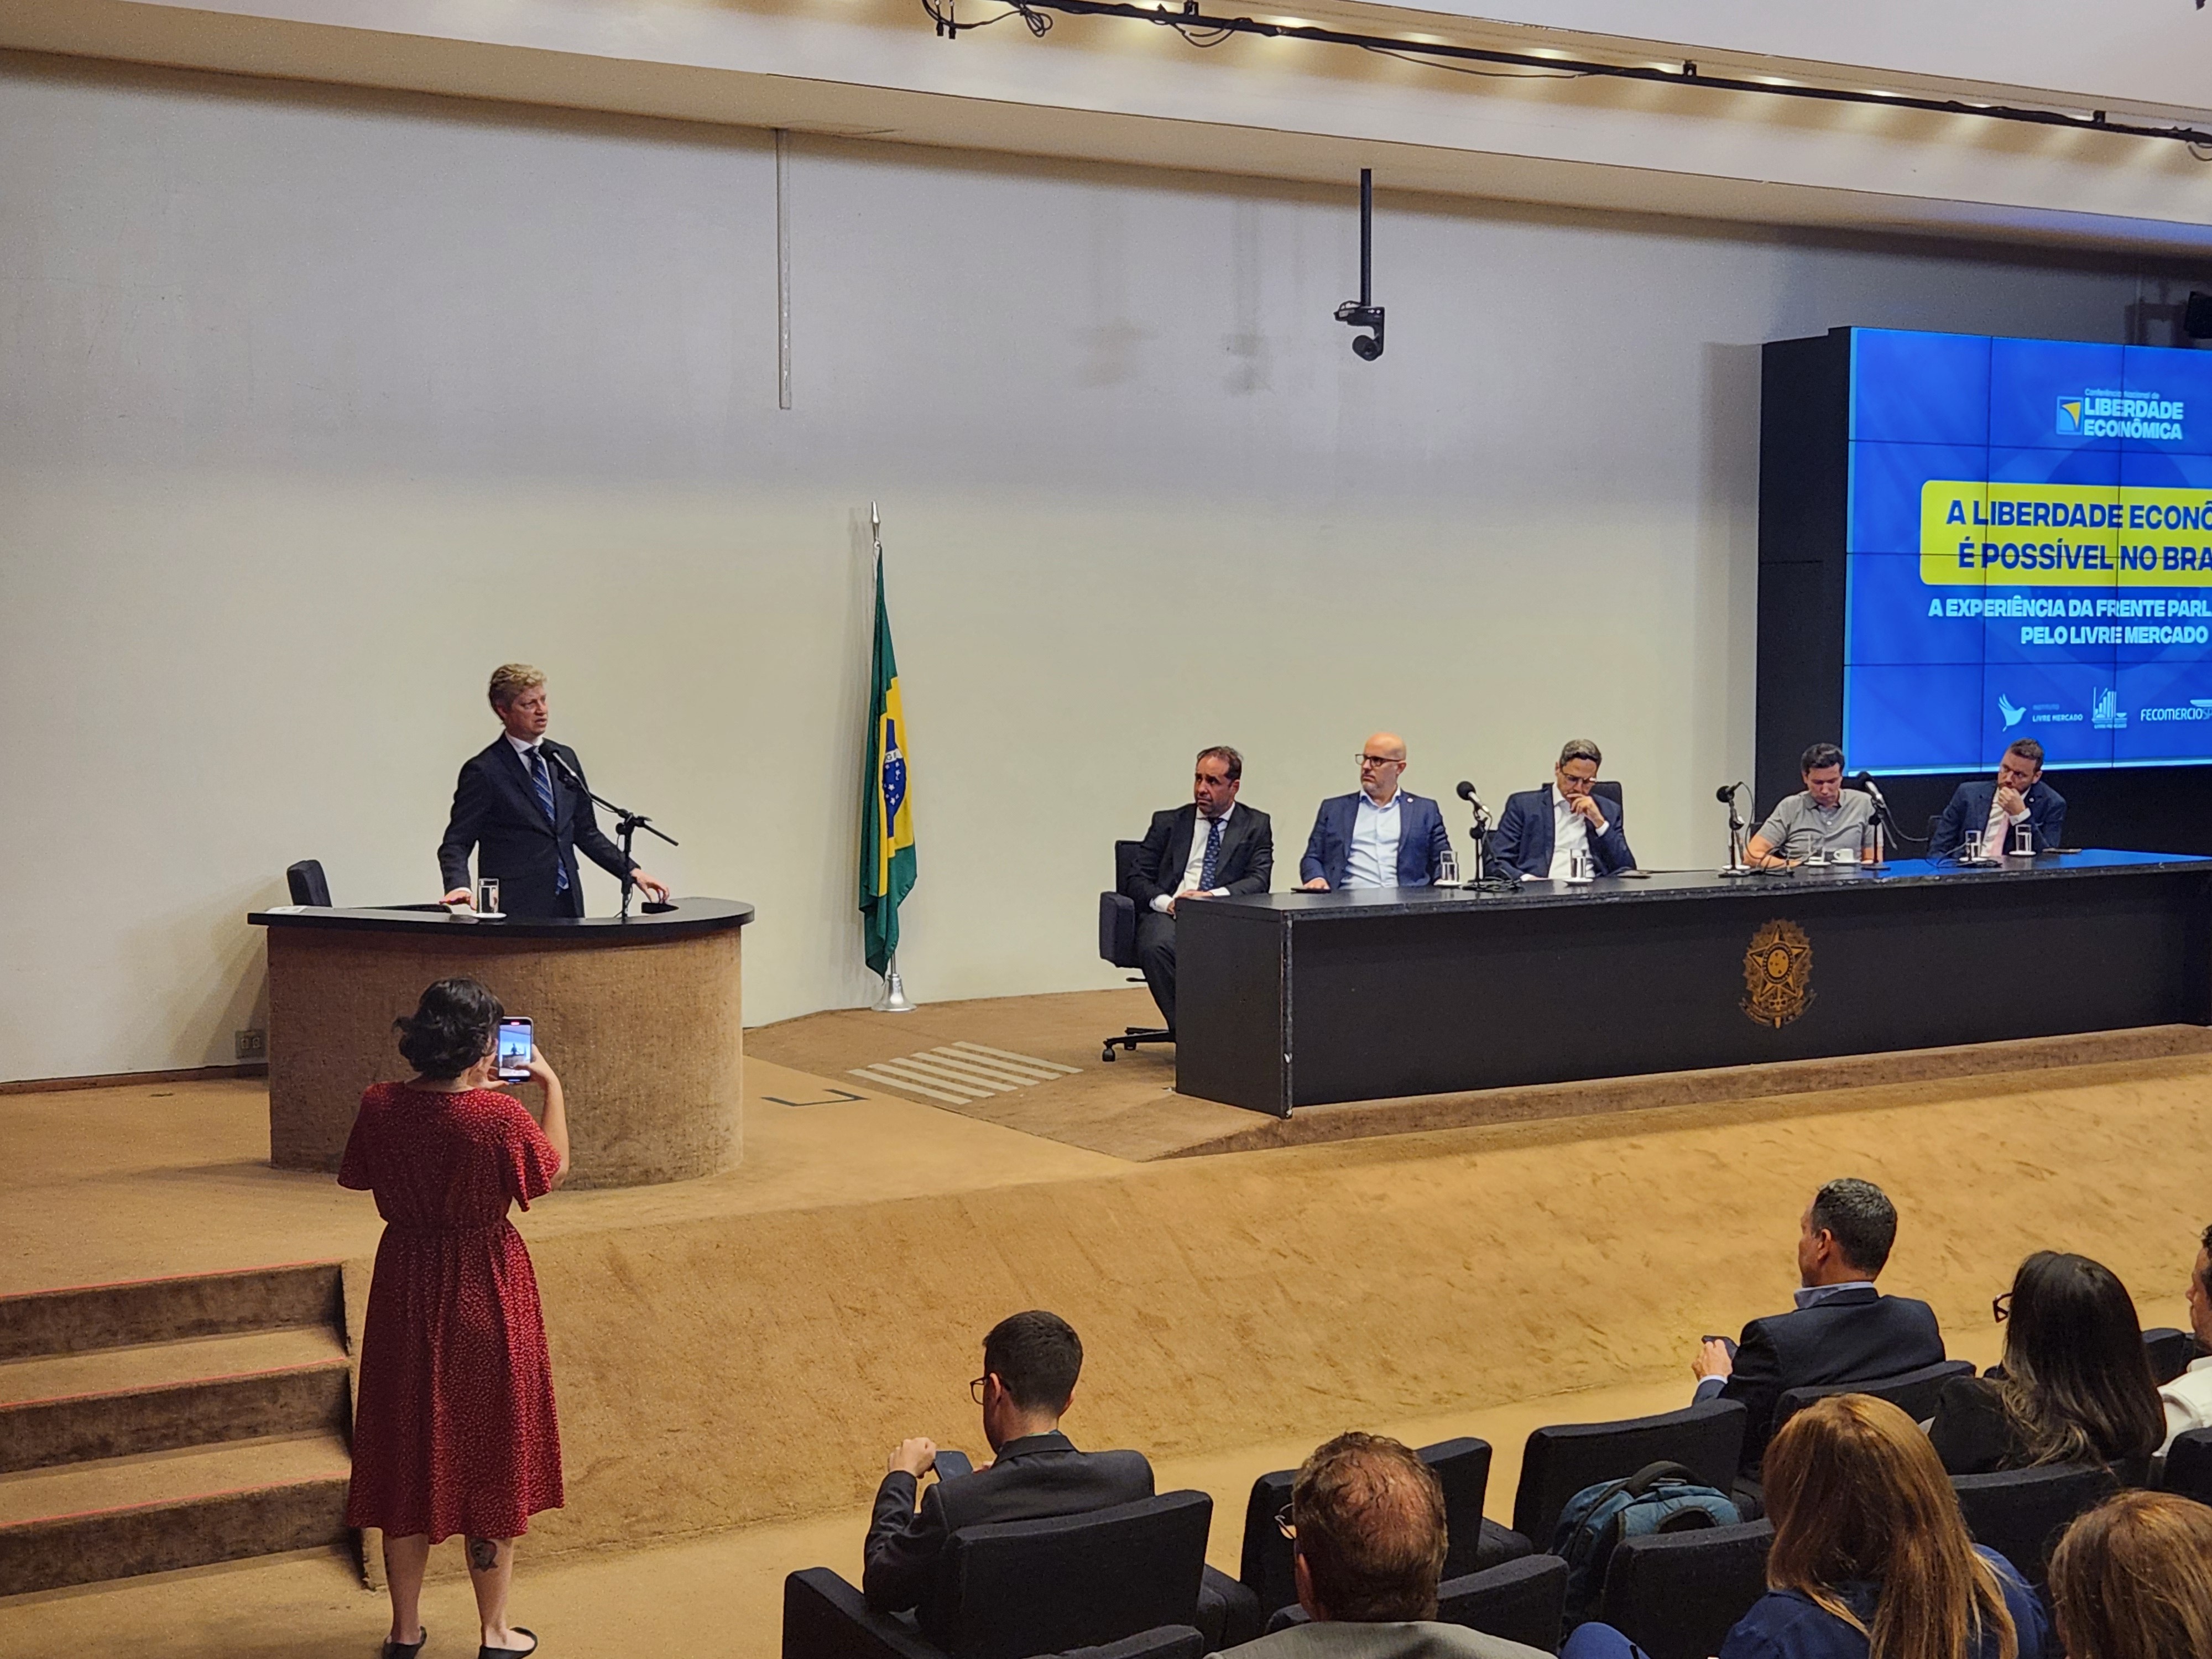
<box><xmin>1151</xmin><ymin>804</ymin><xmax>1237</xmax><ymax>914</ymax></box>
<box><xmin>1346</xmin><ymin>791</ymin><xmax>1402</xmax><ymax>889</ymax></box>
<box><xmin>1547</xmin><ymin>786</ymin><xmax>1595</xmax><ymax>880</ymax></box>
<box><xmin>507</xmin><ymin>733</ymin><xmax>549</xmax><ymax>776</ymax></box>
<box><xmin>2159</xmin><ymin>1354</ymin><xmax>2212</xmax><ymax>1454</ymax></box>
<box><xmin>1984</xmin><ymin>793</ymin><xmax>2029</xmax><ymax>853</ymax></box>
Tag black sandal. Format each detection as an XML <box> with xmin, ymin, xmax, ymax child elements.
<box><xmin>383</xmin><ymin>1629</ymin><xmax>426</xmax><ymax>1659</ymax></box>
<box><xmin>479</xmin><ymin>1629</ymin><xmax>538</xmax><ymax>1659</ymax></box>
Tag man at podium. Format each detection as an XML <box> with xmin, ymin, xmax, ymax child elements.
<box><xmin>438</xmin><ymin>664</ymin><xmax>669</xmax><ymax>919</ymax></box>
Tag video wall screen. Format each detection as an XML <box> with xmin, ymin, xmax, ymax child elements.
<box><xmin>1844</xmin><ymin>328</ymin><xmax>2212</xmax><ymax>773</ymax></box>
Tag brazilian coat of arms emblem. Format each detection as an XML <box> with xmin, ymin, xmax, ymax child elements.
<box><xmin>1742</xmin><ymin>919</ymin><xmax>1814</xmax><ymax>1028</ymax></box>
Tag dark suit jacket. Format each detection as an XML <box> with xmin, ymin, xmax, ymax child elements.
<box><xmin>1299</xmin><ymin>791</ymin><xmax>1451</xmax><ymax>889</ymax></box>
<box><xmin>864</xmin><ymin>1432</ymin><xmax>1155</xmax><ymax>1642</ymax></box>
<box><xmin>1931</xmin><ymin>778</ymin><xmax>2067</xmax><ymax>860</ymax></box>
<box><xmin>1712</xmin><ymin>1286</ymin><xmax>1945</xmax><ymax>1474</ymax></box>
<box><xmin>1489</xmin><ymin>785</ymin><xmax>1635</xmax><ymax>880</ymax></box>
<box><xmin>436</xmin><ymin>737</ymin><xmax>635</xmax><ymax>919</ymax></box>
<box><xmin>1125</xmin><ymin>804</ymin><xmax>1274</xmax><ymax>909</ymax></box>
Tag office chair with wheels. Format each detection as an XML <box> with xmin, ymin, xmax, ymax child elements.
<box><xmin>1099</xmin><ymin>839</ymin><xmax>1172</xmax><ymax>1062</ymax></box>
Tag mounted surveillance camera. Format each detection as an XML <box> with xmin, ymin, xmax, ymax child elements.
<box><xmin>1336</xmin><ymin>169</ymin><xmax>1385</xmax><ymax>362</ymax></box>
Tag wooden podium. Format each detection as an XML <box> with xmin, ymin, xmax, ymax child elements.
<box><xmin>247</xmin><ymin>899</ymin><xmax>753</xmax><ymax>1188</ymax></box>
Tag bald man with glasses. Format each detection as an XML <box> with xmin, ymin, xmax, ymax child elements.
<box><xmin>1298</xmin><ymin>733</ymin><xmax>1452</xmax><ymax>891</ymax></box>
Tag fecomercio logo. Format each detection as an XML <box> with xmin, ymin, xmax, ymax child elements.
<box><xmin>2058</xmin><ymin>388</ymin><xmax>2184</xmax><ymax>441</ymax></box>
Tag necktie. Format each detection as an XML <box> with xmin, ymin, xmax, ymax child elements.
<box><xmin>1199</xmin><ymin>816</ymin><xmax>1226</xmax><ymax>890</ymax></box>
<box><xmin>529</xmin><ymin>749</ymin><xmax>570</xmax><ymax>894</ymax></box>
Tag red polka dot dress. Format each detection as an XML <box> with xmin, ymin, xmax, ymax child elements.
<box><xmin>340</xmin><ymin>1083</ymin><xmax>564</xmax><ymax>1541</ymax></box>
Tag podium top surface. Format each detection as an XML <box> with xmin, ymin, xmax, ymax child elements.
<box><xmin>248</xmin><ymin>896</ymin><xmax>754</xmax><ymax>942</ymax></box>
<box><xmin>1204</xmin><ymin>848</ymin><xmax>2212</xmax><ymax>924</ymax></box>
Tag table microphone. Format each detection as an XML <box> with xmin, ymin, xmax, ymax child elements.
<box><xmin>1455</xmin><ymin>780</ymin><xmax>1481</xmax><ymax>806</ymax></box>
<box><xmin>1854</xmin><ymin>771</ymin><xmax>1890</xmax><ymax>811</ymax></box>
<box><xmin>1715</xmin><ymin>781</ymin><xmax>1744</xmax><ymax>804</ymax></box>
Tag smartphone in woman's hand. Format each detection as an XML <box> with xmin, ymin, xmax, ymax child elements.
<box><xmin>495</xmin><ymin>1018</ymin><xmax>534</xmax><ymax>1082</ymax></box>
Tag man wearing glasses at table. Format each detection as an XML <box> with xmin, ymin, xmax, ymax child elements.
<box><xmin>1298</xmin><ymin>732</ymin><xmax>1453</xmax><ymax>891</ymax></box>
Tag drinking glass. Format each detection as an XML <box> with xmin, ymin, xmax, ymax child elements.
<box><xmin>1961</xmin><ymin>831</ymin><xmax>1983</xmax><ymax>863</ymax></box>
<box><xmin>476</xmin><ymin>877</ymin><xmax>501</xmax><ymax>915</ymax></box>
<box><xmin>2014</xmin><ymin>825</ymin><xmax>2034</xmax><ymax>856</ymax></box>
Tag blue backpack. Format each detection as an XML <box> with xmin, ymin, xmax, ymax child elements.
<box><xmin>1550</xmin><ymin>1459</ymin><xmax>1741</xmax><ymax>1626</ymax></box>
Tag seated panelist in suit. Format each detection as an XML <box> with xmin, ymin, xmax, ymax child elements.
<box><xmin>1489</xmin><ymin>739</ymin><xmax>1637</xmax><ymax>881</ymax></box>
<box><xmin>864</xmin><ymin>1311</ymin><xmax>1154</xmax><ymax>1645</ymax></box>
<box><xmin>1298</xmin><ymin>732</ymin><xmax>1451</xmax><ymax>892</ymax></box>
<box><xmin>1930</xmin><ymin>738</ymin><xmax>2067</xmax><ymax>860</ymax></box>
<box><xmin>1125</xmin><ymin>746</ymin><xmax>1275</xmax><ymax>1034</ymax></box>
<box><xmin>438</xmin><ymin>663</ymin><xmax>669</xmax><ymax>920</ymax></box>
<box><xmin>1689</xmin><ymin>1177</ymin><xmax>1946</xmax><ymax>1479</ymax></box>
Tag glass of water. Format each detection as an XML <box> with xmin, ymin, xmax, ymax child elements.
<box><xmin>1437</xmin><ymin>845</ymin><xmax>1460</xmax><ymax>886</ymax></box>
<box><xmin>1961</xmin><ymin>831</ymin><xmax>1983</xmax><ymax>863</ymax></box>
<box><xmin>476</xmin><ymin>877</ymin><xmax>501</xmax><ymax>914</ymax></box>
<box><xmin>2014</xmin><ymin>825</ymin><xmax>2034</xmax><ymax>856</ymax></box>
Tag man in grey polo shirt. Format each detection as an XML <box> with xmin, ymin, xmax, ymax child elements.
<box><xmin>1748</xmin><ymin>743</ymin><xmax>1876</xmax><ymax>868</ymax></box>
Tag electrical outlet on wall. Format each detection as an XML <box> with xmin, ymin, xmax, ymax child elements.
<box><xmin>234</xmin><ymin>1029</ymin><xmax>268</xmax><ymax>1061</ymax></box>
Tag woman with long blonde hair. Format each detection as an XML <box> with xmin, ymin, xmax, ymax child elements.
<box><xmin>1561</xmin><ymin>1394</ymin><xmax>2049</xmax><ymax>1659</ymax></box>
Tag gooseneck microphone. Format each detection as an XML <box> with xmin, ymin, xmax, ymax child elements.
<box><xmin>1715</xmin><ymin>781</ymin><xmax>1745</xmax><ymax>805</ymax></box>
<box><xmin>1456</xmin><ymin>780</ymin><xmax>1480</xmax><ymax>805</ymax></box>
<box><xmin>1854</xmin><ymin>771</ymin><xmax>1890</xmax><ymax>810</ymax></box>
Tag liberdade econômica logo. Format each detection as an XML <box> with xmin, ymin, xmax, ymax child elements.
<box><xmin>2057</xmin><ymin>389</ymin><xmax>2185</xmax><ymax>442</ymax></box>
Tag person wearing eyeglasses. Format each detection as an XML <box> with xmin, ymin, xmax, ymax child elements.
<box><xmin>1124</xmin><ymin>745</ymin><xmax>1276</xmax><ymax>1033</ymax></box>
<box><xmin>1298</xmin><ymin>733</ymin><xmax>1452</xmax><ymax>891</ymax></box>
<box><xmin>1221</xmin><ymin>1432</ymin><xmax>1546</xmax><ymax>1657</ymax></box>
<box><xmin>1489</xmin><ymin>739</ymin><xmax>1637</xmax><ymax>882</ymax></box>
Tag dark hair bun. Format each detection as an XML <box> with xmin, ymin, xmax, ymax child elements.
<box><xmin>394</xmin><ymin>977</ymin><xmax>504</xmax><ymax>1080</ymax></box>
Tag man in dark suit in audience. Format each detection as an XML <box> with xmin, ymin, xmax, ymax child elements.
<box><xmin>1690</xmin><ymin>1177</ymin><xmax>1945</xmax><ymax>1480</ymax></box>
<box><xmin>1929</xmin><ymin>738</ymin><xmax>2067</xmax><ymax>860</ymax></box>
<box><xmin>865</xmin><ymin>1311</ymin><xmax>1155</xmax><ymax>1641</ymax></box>
<box><xmin>1124</xmin><ymin>745</ymin><xmax>1274</xmax><ymax>1033</ymax></box>
<box><xmin>1219</xmin><ymin>1432</ymin><xmax>1545</xmax><ymax>1658</ymax></box>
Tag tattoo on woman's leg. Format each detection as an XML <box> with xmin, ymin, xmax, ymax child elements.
<box><xmin>468</xmin><ymin>1537</ymin><xmax>499</xmax><ymax>1572</ymax></box>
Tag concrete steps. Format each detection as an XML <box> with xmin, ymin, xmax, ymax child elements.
<box><xmin>0</xmin><ymin>1261</ymin><xmax>354</xmax><ymax>1596</ymax></box>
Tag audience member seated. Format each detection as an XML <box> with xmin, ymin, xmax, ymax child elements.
<box><xmin>2047</xmin><ymin>1491</ymin><xmax>2212</xmax><ymax>1659</ymax></box>
<box><xmin>1561</xmin><ymin>1395</ymin><xmax>2049</xmax><ymax>1659</ymax></box>
<box><xmin>1221</xmin><ymin>1432</ymin><xmax>1547</xmax><ymax>1658</ymax></box>
<box><xmin>864</xmin><ymin>1311</ymin><xmax>1152</xmax><ymax>1643</ymax></box>
<box><xmin>2156</xmin><ymin>1223</ymin><xmax>2212</xmax><ymax>1457</ymax></box>
<box><xmin>1690</xmin><ymin>1179</ymin><xmax>1944</xmax><ymax>1479</ymax></box>
<box><xmin>1926</xmin><ymin>1252</ymin><xmax>2162</xmax><ymax>1487</ymax></box>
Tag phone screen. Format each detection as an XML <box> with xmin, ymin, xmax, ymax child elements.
<box><xmin>495</xmin><ymin>1018</ymin><xmax>533</xmax><ymax>1081</ymax></box>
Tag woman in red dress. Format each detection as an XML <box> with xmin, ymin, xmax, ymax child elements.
<box><xmin>341</xmin><ymin>977</ymin><xmax>569</xmax><ymax>1659</ymax></box>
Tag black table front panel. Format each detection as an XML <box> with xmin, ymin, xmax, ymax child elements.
<box><xmin>1177</xmin><ymin>857</ymin><xmax>2212</xmax><ymax>1115</ymax></box>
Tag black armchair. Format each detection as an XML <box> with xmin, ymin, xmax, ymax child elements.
<box><xmin>285</xmin><ymin>859</ymin><xmax>332</xmax><ymax>906</ymax></box>
<box><xmin>1266</xmin><ymin>1553</ymin><xmax>1571</xmax><ymax>1651</ymax></box>
<box><xmin>783</xmin><ymin>1491</ymin><xmax>1219</xmax><ymax>1659</ymax></box>
<box><xmin>2161</xmin><ymin>1427</ymin><xmax>2212</xmax><ymax>1505</ymax></box>
<box><xmin>1239</xmin><ymin>1437</ymin><xmax>1526</xmax><ymax>1625</ymax></box>
<box><xmin>1099</xmin><ymin>839</ymin><xmax>1171</xmax><ymax>1062</ymax></box>
<box><xmin>1510</xmin><ymin>1401</ymin><xmax>1748</xmax><ymax>1553</ymax></box>
<box><xmin>1597</xmin><ymin>1521</ymin><xmax>1774</xmax><ymax>1659</ymax></box>
<box><xmin>1770</xmin><ymin>1360</ymin><xmax>1977</xmax><ymax>1438</ymax></box>
<box><xmin>1952</xmin><ymin>1463</ymin><xmax>2119</xmax><ymax>1590</ymax></box>
<box><xmin>2143</xmin><ymin>1327</ymin><xmax>2203</xmax><ymax>1386</ymax></box>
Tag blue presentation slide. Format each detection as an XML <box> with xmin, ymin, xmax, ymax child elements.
<box><xmin>1843</xmin><ymin>327</ymin><xmax>2212</xmax><ymax>773</ymax></box>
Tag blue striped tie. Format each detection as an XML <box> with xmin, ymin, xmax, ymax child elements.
<box><xmin>529</xmin><ymin>749</ymin><xmax>570</xmax><ymax>895</ymax></box>
<box><xmin>1199</xmin><ymin>816</ymin><xmax>1225</xmax><ymax>889</ymax></box>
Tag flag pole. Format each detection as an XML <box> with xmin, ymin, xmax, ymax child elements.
<box><xmin>868</xmin><ymin>500</ymin><xmax>917</xmax><ymax>1014</ymax></box>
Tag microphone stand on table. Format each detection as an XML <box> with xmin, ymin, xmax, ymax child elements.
<box><xmin>1716</xmin><ymin>781</ymin><xmax>1753</xmax><ymax>876</ymax></box>
<box><xmin>543</xmin><ymin>750</ymin><xmax>679</xmax><ymax>920</ymax></box>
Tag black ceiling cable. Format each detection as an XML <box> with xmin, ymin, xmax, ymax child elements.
<box><xmin>926</xmin><ymin>0</ymin><xmax>2212</xmax><ymax>152</ymax></box>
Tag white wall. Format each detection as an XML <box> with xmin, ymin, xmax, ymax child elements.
<box><xmin>0</xmin><ymin>52</ymin><xmax>2158</xmax><ymax>1080</ymax></box>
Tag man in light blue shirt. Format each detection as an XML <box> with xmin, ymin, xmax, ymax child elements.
<box><xmin>1298</xmin><ymin>733</ymin><xmax>1452</xmax><ymax>891</ymax></box>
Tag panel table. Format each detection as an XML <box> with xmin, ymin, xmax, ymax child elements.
<box><xmin>1176</xmin><ymin>852</ymin><xmax>2212</xmax><ymax>1116</ymax></box>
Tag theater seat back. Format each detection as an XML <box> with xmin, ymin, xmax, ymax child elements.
<box><xmin>1770</xmin><ymin>1359</ymin><xmax>1976</xmax><ymax>1438</ymax></box>
<box><xmin>2163</xmin><ymin>1428</ymin><xmax>2212</xmax><ymax>1505</ymax></box>
<box><xmin>1952</xmin><ymin>1463</ymin><xmax>2119</xmax><ymax>1591</ymax></box>
<box><xmin>1599</xmin><ymin>1520</ymin><xmax>1774</xmax><ymax>1659</ymax></box>
<box><xmin>944</xmin><ymin>1490</ymin><xmax>1212</xmax><ymax>1659</ymax></box>
<box><xmin>1513</xmin><ymin>1401</ymin><xmax>1747</xmax><ymax>1547</ymax></box>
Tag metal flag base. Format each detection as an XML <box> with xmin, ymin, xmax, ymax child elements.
<box><xmin>875</xmin><ymin>955</ymin><xmax>916</xmax><ymax>1013</ymax></box>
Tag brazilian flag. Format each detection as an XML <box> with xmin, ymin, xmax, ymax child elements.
<box><xmin>859</xmin><ymin>552</ymin><xmax>916</xmax><ymax>975</ymax></box>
